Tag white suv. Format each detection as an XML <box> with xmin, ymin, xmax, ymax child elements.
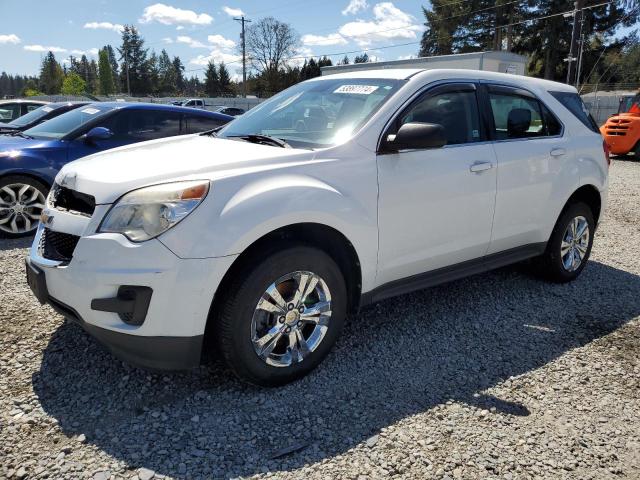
<box><xmin>26</xmin><ymin>69</ymin><xmax>609</xmax><ymax>386</ymax></box>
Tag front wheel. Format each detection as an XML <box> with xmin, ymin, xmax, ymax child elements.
<box><xmin>214</xmin><ymin>246</ymin><xmax>347</xmax><ymax>386</ymax></box>
<box><xmin>531</xmin><ymin>202</ymin><xmax>595</xmax><ymax>283</ymax></box>
<box><xmin>0</xmin><ymin>176</ymin><xmax>48</xmax><ymax>238</ymax></box>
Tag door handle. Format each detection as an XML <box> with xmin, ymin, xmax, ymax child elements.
<box><xmin>550</xmin><ymin>148</ymin><xmax>566</xmax><ymax>157</ymax></box>
<box><xmin>469</xmin><ymin>161</ymin><xmax>493</xmax><ymax>173</ymax></box>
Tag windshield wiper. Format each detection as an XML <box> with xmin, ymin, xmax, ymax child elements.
<box><xmin>10</xmin><ymin>131</ymin><xmax>34</xmax><ymax>139</ymax></box>
<box><xmin>200</xmin><ymin>125</ymin><xmax>225</xmax><ymax>137</ymax></box>
<box><xmin>227</xmin><ymin>134</ymin><xmax>290</xmax><ymax>148</ymax></box>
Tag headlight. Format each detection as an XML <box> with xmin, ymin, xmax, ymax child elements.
<box><xmin>99</xmin><ymin>180</ymin><xmax>210</xmax><ymax>242</ymax></box>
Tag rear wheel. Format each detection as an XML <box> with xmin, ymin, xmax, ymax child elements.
<box><xmin>531</xmin><ymin>202</ymin><xmax>595</xmax><ymax>283</ymax></box>
<box><xmin>0</xmin><ymin>176</ymin><xmax>48</xmax><ymax>238</ymax></box>
<box><xmin>215</xmin><ymin>246</ymin><xmax>347</xmax><ymax>386</ymax></box>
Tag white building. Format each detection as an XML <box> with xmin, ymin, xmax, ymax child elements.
<box><xmin>321</xmin><ymin>51</ymin><xmax>528</xmax><ymax>76</ymax></box>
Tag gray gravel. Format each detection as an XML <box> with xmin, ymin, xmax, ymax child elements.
<box><xmin>1</xmin><ymin>158</ymin><xmax>639</xmax><ymax>480</ymax></box>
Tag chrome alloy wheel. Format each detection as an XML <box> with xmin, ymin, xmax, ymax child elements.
<box><xmin>0</xmin><ymin>183</ymin><xmax>46</xmax><ymax>235</ymax></box>
<box><xmin>251</xmin><ymin>271</ymin><xmax>332</xmax><ymax>368</ymax></box>
<box><xmin>561</xmin><ymin>215</ymin><xmax>590</xmax><ymax>272</ymax></box>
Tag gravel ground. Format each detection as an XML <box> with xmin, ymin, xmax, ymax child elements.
<box><xmin>1</xmin><ymin>158</ymin><xmax>639</xmax><ymax>480</ymax></box>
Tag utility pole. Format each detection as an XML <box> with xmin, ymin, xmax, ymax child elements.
<box><xmin>234</xmin><ymin>15</ymin><xmax>252</xmax><ymax>98</ymax></box>
<box><xmin>566</xmin><ymin>0</ymin><xmax>584</xmax><ymax>85</ymax></box>
<box><xmin>575</xmin><ymin>13</ymin><xmax>586</xmax><ymax>89</ymax></box>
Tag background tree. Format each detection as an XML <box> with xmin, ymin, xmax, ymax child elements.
<box><xmin>218</xmin><ymin>62</ymin><xmax>232</xmax><ymax>95</ymax></box>
<box><xmin>98</xmin><ymin>48</ymin><xmax>115</xmax><ymax>95</ymax></box>
<box><xmin>204</xmin><ymin>60</ymin><xmax>220</xmax><ymax>96</ymax></box>
<box><xmin>118</xmin><ymin>25</ymin><xmax>150</xmax><ymax>95</ymax></box>
<box><xmin>158</xmin><ymin>49</ymin><xmax>176</xmax><ymax>95</ymax></box>
<box><xmin>38</xmin><ymin>51</ymin><xmax>64</xmax><ymax>94</ymax></box>
<box><xmin>21</xmin><ymin>79</ymin><xmax>42</xmax><ymax>97</ymax></box>
<box><xmin>354</xmin><ymin>53</ymin><xmax>370</xmax><ymax>63</ymax></box>
<box><xmin>61</xmin><ymin>72</ymin><xmax>86</xmax><ymax>95</ymax></box>
<box><xmin>245</xmin><ymin>17</ymin><xmax>300</xmax><ymax>89</ymax></box>
<box><xmin>105</xmin><ymin>45</ymin><xmax>120</xmax><ymax>91</ymax></box>
<box><xmin>172</xmin><ymin>56</ymin><xmax>185</xmax><ymax>93</ymax></box>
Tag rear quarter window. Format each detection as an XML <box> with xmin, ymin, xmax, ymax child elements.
<box><xmin>550</xmin><ymin>91</ymin><xmax>600</xmax><ymax>133</ymax></box>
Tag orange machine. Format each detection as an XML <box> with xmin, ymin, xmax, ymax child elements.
<box><xmin>601</xmin><ymin>93</ymin><xmax>640</xmax><ymax>159</ymax></box>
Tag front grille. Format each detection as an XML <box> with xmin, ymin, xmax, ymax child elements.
<box><xmin>50</xmin><ymin>184</ymin><xmax>96</xmax><ymax>217</ymax></box>
<box><xmin>40</xmin><ymin>228</ymin><xmax>80</xmax><ymax>263</ymax></box>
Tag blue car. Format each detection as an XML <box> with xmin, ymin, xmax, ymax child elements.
<box><xmin>0</xmin><ymin>102</ymin><xmax>232</xmax><ymax>237</ymax></box>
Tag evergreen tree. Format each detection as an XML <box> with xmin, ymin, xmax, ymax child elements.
<box><xmin>118</xmin><ymin>25</ymin><xmax>150</xmax><ymax>95</ymax></box>
<box><xmin>105</xmin><ymin>45</ymin><xmax>120</xmax><ymax>91</ymax></box>
<box><xmin>204</xmin><ymin>60</ymin><xmax>220</xmax><ymax>96</ymax></box>
<box><xmin>354</xmin><ymin>53</ymin><xmax>370</xmax><ymax>63</ymax></box>
<box><xmin>158</xmin><ymin>49</ymin><xmax>176</xmax><ymax>95</ymax></box>
<box><xmin>172</xmin><ymin>56</ymin><xmax>185</xmax><ymax>93</ymax></box>
<box><xmin>147</xmin><ymin>51</ymin><xmax>160</xmax><ymax>95</ymax></box>
<box><xmin>38</xmin><ymin>51</ymin><xmax>64</xmax><ymax>94</ymax></box>
<box><xmin>218</xmin><ymin>62</ymin><xmax>231</xmax><ymax>94</ymax></box>
<box><xmin>339</xmin><ymin>55</ymin><xmax>350</xmax><ymax>65</ymax></box>
<box><xmin>98</xmin><ymin>48</ymin><xmax>116</xmax><ymax>95</ymax></box>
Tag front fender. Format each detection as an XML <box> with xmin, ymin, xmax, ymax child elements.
<box><xmin>159</xmin><ymin>172</ymin><xmax>379</xmax><ymax>291</ymax></box>
<box><xmin>0</xmin><ymin>153</ymin><xmax>58</xmax><ymax>186</ymax></box>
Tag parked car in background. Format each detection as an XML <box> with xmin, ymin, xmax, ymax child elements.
<box><xmin>0</xmin><ymin>102</ymin><xmax>232</xmax><ymax>237</ymax></box>
<box><xmin>25</xmin><ymin>69</ymin><xmax>608</xmax><ymax>386</ymax></box>
<box><xmin>211</xmin><ymin>105</ymin><xmax>245</xmax><ymax>116</ymax></box>
<box><xmin>0</xmin><ymin>100</ymin><xmax>49</xmax><ymax>122</ymax></box>
<box><xmin>0</xmin><ymin>102</ymin><xmax>88</xmax><ymax>135</ymax></box>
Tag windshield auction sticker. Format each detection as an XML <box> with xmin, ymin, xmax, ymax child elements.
<box><xmin>81</xmin><ymin>108</ymin><xmax>100</xmax><ymax>115</ymax></box>
<box><xmin>334</xmin><ymin>85</ymin><xmax>379</xmax><ymax>95</ymax></box>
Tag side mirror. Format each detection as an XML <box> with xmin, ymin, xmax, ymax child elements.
<box><xmin>85</xmin><ymin>127</ymin><xmax>113</xmax><ymax>144</ymax></box>
<box><xmin>384</xmin><ymin>122</ymin><xmax>447</xmax><ymax>151</ymax></box>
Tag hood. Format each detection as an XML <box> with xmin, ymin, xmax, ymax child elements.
<box><xmin>57</xmin><ymin>134</ymin><xmax>316</xmax><ymax>204</ymax></box>
<box><xmin>0</xmin><ymin>136</ymin><xmax>61</xmax><ymax>151</ymax></box>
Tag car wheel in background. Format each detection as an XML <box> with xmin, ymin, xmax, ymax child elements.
<box><xmin>214</xmin><ymin>246</ymin><xmax>347</xmax><ymax>386</ymax></box>
<box><xmin>0</xmin><ymin>175</ymin><xmax>48</xmax><ymax>238</ymax></box>
<box><xmin>531</xmin><ymin>202</ymin><xmax>595</xmax><ymax>283</ymax></box>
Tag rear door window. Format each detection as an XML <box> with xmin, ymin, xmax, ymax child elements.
<box><xmin>549</xmin><ymin>91</ymin><xmax>600</xmax><ymax>133</ymax></box>
<box><xmin>106</xmin><ymin>110</ymin><xmax>184</xmax><ymax>142</ymax></box>
<box><xmin>186</xmin><ymin>115</ymin><xmax>227</xmax><ymax>134</ymax></box>
<box><xmin>488</xmin><ymin>88</ymin><xmax>562</xmax><ymax>139</ymax></box>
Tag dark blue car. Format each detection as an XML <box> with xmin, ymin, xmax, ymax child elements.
<box><xmin>0</xmin><ymin>102</ymin><xmax>232</xmax><ymax>237</ymax></box>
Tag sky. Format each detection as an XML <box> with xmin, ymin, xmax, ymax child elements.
<box><xmin>0</xmin><ymin>0</ymin><xmax>427</xmax><ymax>80</ymax></box>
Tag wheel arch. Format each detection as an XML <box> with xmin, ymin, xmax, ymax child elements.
<box><xmin>203</xmin><ymin>222</ymin><xmax>363</xmax><ymax>353</ymax></box>
<box><xmin>563</xmin><ymin>184</ymin><xmax>602</xmax><ymax>224</ymax></box>
<box><xmin>0</xmin><ymin>171</ymin><xmax>52</xmax><ymax>190</ymax></box>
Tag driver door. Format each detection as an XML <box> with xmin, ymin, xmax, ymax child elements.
<box><xmin>376</xmin><ymin>82</ymin><xmax>498</xmax><ymax>286</ymax></box>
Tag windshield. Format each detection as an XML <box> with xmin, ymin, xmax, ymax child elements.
<box><xmin>23</xmin><ymin>104</ymin><xmax>115</xmax><ymax>139</ymax></box>
<box><xmin>8</xmin><ymin>104</ymin><xmax>55</xmax><ymax>127</ymax></box>
<box><xmin>218</xmin><ymin>78</ymin><xmax>404</xmax><ymax>149</ymax></box>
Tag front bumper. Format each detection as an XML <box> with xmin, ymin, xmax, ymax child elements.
<box><xmin>28</xmin><ymin>222</ymin><xmax>237</xmax><ymax>370</ymax></box>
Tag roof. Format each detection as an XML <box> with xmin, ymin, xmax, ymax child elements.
<box><xmin>0</xmin><ymin>99</ymin><xmax>49</xmax><ymax>105</ymax></box>
<box><xmin>309</xmin><ymin>68</ymin><xmax>424</xmax><ymax>81</ymax></box>
<box><xmin>310</xmin><ymin>67</ymin><xmax>575</xmax><ymax>93</ymax></box>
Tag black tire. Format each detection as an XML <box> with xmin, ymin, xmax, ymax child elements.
<box><xmin>633</xmin><ymin>142</ymin><xmax>640</xmax><ymax>161</ymax></box>
<box><xmin>531</xmin><ymin>202</ymin><xmax>595</xmax><ymax>283</ymax></box>
<box><xmin>214</xmin><ymin>245</ymin><xmax>347</xmax><ymax>387</ymax></box>
<box><xmin>0</xmin><ymin>175</ymin><xmax>49</xmax><ymax>239</ymax></box>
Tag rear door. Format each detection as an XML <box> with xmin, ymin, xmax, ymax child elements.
<box><xmin>482</xmin><ymin>84</ymin><xmax>571</xmax><ymax>254</ymax></box>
